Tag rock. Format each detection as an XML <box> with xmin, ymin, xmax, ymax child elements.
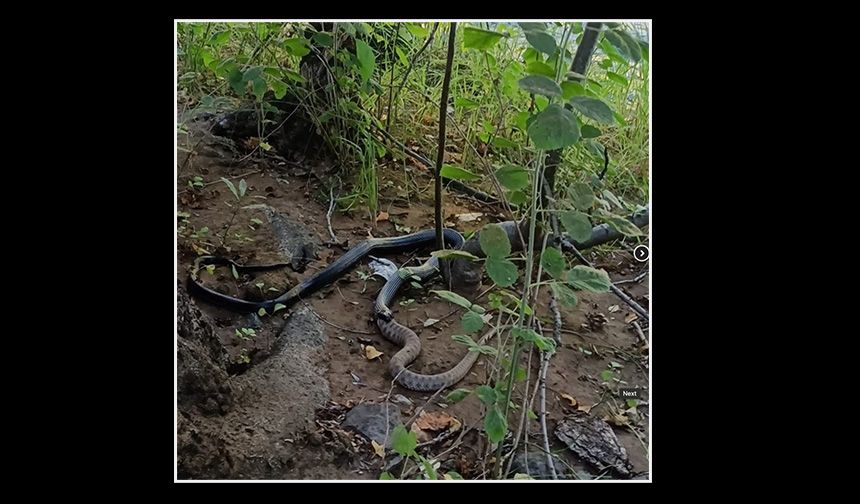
<box><xmin>341</xmin><ymin>403</ymin><xmax>401</xmax><ymax>447</ymax></box>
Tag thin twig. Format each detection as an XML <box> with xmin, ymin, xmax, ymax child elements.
<box><xmin>299</xmin><ymin>299</ymin><xmax>376</xmax><ymax>335</ymax></box>
<box><xmin>614</xmin><ymin>269</ymin><xmax>648</xmax><ymax>285</ymax></box>
<box><xmin>632</xmin><ymin>321</ymin><xmax>647</xmax><ymax>344</ymax></box>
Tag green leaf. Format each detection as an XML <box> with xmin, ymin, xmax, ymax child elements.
<box><xmin>491</xmin><ymin>137</ymin><xmax>517</xmax><ymax>149</ymax></box>
<box><xmin>626</xmin><ymin>399</ymin><xmax>638</xmax><ymax>408</ymax></box>
<box><xmin>495</xmin><ymin>165</ymin><xmax>529</xmax><ymax>191</ymax></box>
<box><xmin>463</xmin><ymin>26</ymin><xmax>505</xmax><ymax>50</ymax></box>
<box><xmin>602</xmin><ymin>30</ymin><xmax>631</xmax><ymax>61</ymax></box>
<box><xmin>405</xmin><ymin>23</ymin><xmax>428</xmax><ymax>38</ymax></box>
<box><xmin>282</xmin><ymin>69</ymin><xmax>306</xmax><ymax>83</ymax></box>
<box><xmin>440</xmin><ymin>164</ymin><xmax>480</xmax><ymax>181</ymax></box>
<box><xmin>475</xmin><ymin>345</ymin><xmax>497</xmax><ymax>356</ymax></box>
<box><xmin>534</xmin><ymin>335</ymin><xmax>556</xmax><ymax>352</ymax></box>
<box><xmin>508</xmin><ymin>190</ymin><xmax>528</xmax><ymax>205</ymax></box>
<box><xmin>258</xmin><ymin>308</ymin><xmax>267</xmax><ymax>317</ymax></box>
<box><xmin>283</xmin><ymin>38</ymin><xmax>310</xmax><ymax>57</ymax></box>
<box><xmin>313</xmin><ymin>32</ymin><xmax>333</xmax><ymax>47</ymax></box>
<box><xmin>516</xmin><ymin>366</ymin><xmax>527</xmax><ymax>381</ymax></box>
<box><xmin>231</xmin><ymin>264</ymin><xmax>239</xmax><ymax>280</ymax></box>
<box><xmin>518</xmin><ymin>22</ymin><xmax>547</xmax><ymax>32</ymax></box>
<box><xmin>560</xmin><ymin>210</ymin><xmax>593</xmax><ymax>243</ymax></box>
<box><xmin>200</xmin><ymin>49</ymin><xmax>215</xmax><ymax>68</ymax></box>
<box><xmin>431</xmin><ymin>249</ymin><xmax>480</xmax><ymax>261</ymax></box>
<box><xmin>379</xmin><ymin>472</ymin><xmax>395</xmax><ymax>480</ymax></box>
<box><xmin>391</xmin><ymin>424</ymin><xmax>417</xmax><ymax>457</ymax></box>
<box><xmin>454</xmin><ymin>97</ymin><xmax>479</xmax><ymax>110</ymax></box>
<box><xmin>486</xmin><ymin>258</ymin><xmax>517</xmax><ymax>287</ymax></box>
<box><xmin>355</xmin><ymin>39</ymin><xmax>375</xmax><ymax>85</ymax></box>
<box><xmin>524</xmin><ymin>30</ymin><xmax>557</xmax><ymax>55</ymax></box>
<box><xmin>603</xmin><ymin>214</ymin><xmax>644</xmax><ymax>237</ymax></box>
<box><xmin>210</xmin><ymin>30</ymin><xmax>231</xmax><ymax>46</ymax></box>
<box><xmin>484</xmin><ymin>406</ymin><xmax>507</xmax><ymax>444</ymax></box>
<box><xmin>418</xmin><ymin>455</ymin><xmax>438</xmax><ymax>480</ymax></box>
<box><xmin>479</xmin><ymin>223</ymin><xmax>511</xmax><ymax>258</ymax></box>
<box><xmin>470</xmin><ymin>304</ymin><xmax>485</xmax><ymax>314</ymax></box>
<box><xmin>550</xmin><ymin>282</ymin><xmax>578</xmax><ymax>307</ymax></box>
<box><xmin>270</xmin><ymin>78</ymin><xmax>288</xmax><ymax>99</ymax></box>
<box><xmin>244</xmin><ymin>66</ymin><xmax>263</xmax><ymax>82</ymax></box>
<box><xmin>395</xmin><ymin>46</ymin><xmax>408</xmax><ymax>66</ymax></box>
<box><xmin>602</xmin><ymin>190</ymin><xmax>624</xmax><ymax>210</ymax></box>
<box><xmin>475</xmin><ymin>385</ymin><xmax>497</xmax><ymax>405</ymax></box>
<box><xmin>606</xmin><ymin>71</ymin><xmax>629</xmax><ymax>86</ymax></box>
<box><xmin>431</xmin><ymin>290</ymin><xmax>473</xmax><ymax>310</ymax></box>
<box><xmin>581</xmin><ymin>125</ymin><xmax>602</xmax><ymax>139</ymax></box>
<box><xmin>461</xmin><ymin>311</ymin><xmax>484</xmax><ymax>333</ymax></box>
<box><xmin>273</xmin><ymin>303</ymin><xmax>287</xmax><ymax>313</ymax></box>
<box><xmin>528</xmin><ymin>104</ymin><xmax>580</xmax><ymax>150</ymax></box>
<box><xmin>445</xmin><ymin>471</ymin><xmax>464</xmax><ymax>480</ymax></box>
<box><xmin>517</xmin><ymin>75</ymin><xmax>561</xmax><ymax>98</ymax></box>
<box><xmin>600</xmin><ymin>370</ymin><xmax>614</xmax><ymax>382</ymax></box>
<box><xmin>570</xmin><ymin>96</ymin><xmax>615</xmax><ymax>125</ymax></box>
<box><xmin>228</xmin><ymin>69</ymin><xmax>246</xmax><ymax>95</ymax></box>
<box><xmin>568</xmin><ymin>265</ymin><xmax>612</xmax><ymax>292</ymax></box>
<box><xmin>615</xmin><ymin>30</ymin><xmax>642</xmax><ymax>63</ymax></box>
<box><xmin>251</xmin><ymin>78</ymin><xmax>267</xmax><ymax>100</ymax></box>
<box><xmin>525</xmin><ymin>60</ymin><xmax>556</xmax><ymax>78</ymax></box>
<box><xmin>569</xmin><ymin>182</ymin><xmax>595</xmax><ymax>211</ymax></box>
<box><xmin>540</xmin><ymin>247</ymin><xmax>566</xmax><ymax>279</ymax></box>
<box><xmin>512</xmin><ymin>327</ymin><xmax>540</xmax><ymax>343</ymax></box>
<box><xmin>446</xmin><ymin>388</ymin><xmax>471</xmax><ymax>404</ymax></box>
<box><xmin>561</xmin><ymin>81</ymin><xmax>586</xmax><ymax>100</ymax></box>
<box><xmin>238</xmin><ymin>179</ymin><xmax>248</xmax><ymax>198</ymax></box>
<box><xmin>527</xmin><ymin>409</ymin><xmax>538</xmax><ymax>420</ymax></box>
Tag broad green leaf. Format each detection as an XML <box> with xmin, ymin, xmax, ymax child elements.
<box><xmin>221</xmin><ymin>177</ymin><xmax>239</xmax><ymax>200</ymax></box>
<box><xmin>313</xmin><ymin>32</ymin><xmax>333</xmax><ymax>47</ymax></box>
<box><xmin>475</xmin><ymin>385</ymin><xmax>497</xmax><ymax>405</ymax></box>
<box><xmin>418</xmin><ymin>455</ymin><xmax>438</xmax><ymax>480</ymax></box>
<box><xmin>568</xmin><ymin>265</ymin><xmax>612</xmax><ymax>292</ymax></box>
<box><xmin>475</xmin><ymin>345</ymin><xmax>497</xmax><ymax>356</ymax></box>
<box><xmin>602</xmin><ymin>30</ymin><xmax>631</xmax><ymax>60</ymax></box>
<box><xmin>441</xmin><ymin>164</ymin><xmax>480</xmax><ymax>181</ymax></box>
<box><xmin>603</xmin><ymin>190</ymin><xmax>624</xmax><ymax>210</ymax></box>
<box><xmin>600</xmin><ymin>370</ymin><xmax>614</xmax><ymax>382</ymax></box>
<box><xmin>380</xmin><ymin>472</ymin><xmax>395</xmax><ymax>480</ymax></box>
<box><xmin>282</xmin><ymin>38</ymin><xmax>310</xmax><ymax>57</ymax></box>
<box><xmin>461</xmin><ymin>311</ymin><xmax>484</xmax><ymax>333</ymax></box>
<box><xmin>200</xmin><ymin>49</ymin><xmax>215</xmax><ymax>68</ymax></box>
<box><xmin>452</xmin><ymin>334</ymin><xmax>476</xmax><ymax>347</ymax></box>
<box><xmin>492</xmin><ymin>137</ymin><xmax>517</xmax><ymax>149</ymax></box>
<box><xmin>525</xmin><ymin>60</ymin><xmax>556</xmax><ymax>78</ymax></box>
<box><xmin>560</xmin><ymin>210</ymin><xmax>593</xmax><ymax>243</ymax></box>
<box><xmin>508</xmin><ymin>190</ymin><xmax>528</xmax><ymax>205</ymax></box>
<box><xmin>282</xmin><ymin>69</ymin><xmax>306</xmax><ymax>83</ymax></box>
<box><xmin>469</xmin><ymin>304</ymin><xmax>486</xmax><ymax>314</ymax></box>
<box><xmin>495</xmin><ymin>165</ymin><xmax>529</xmax><ymax>191</ymax></box>
<box><xmin>614</xmin><ymin>111</ymin><xmax>627</xmax><ymax>126</ymax></box>
<box><xmin>484</xmin><ymin>406</ymin><xmax>507</xmax><ymax>444</ymax></box>
<box><xmin>270</xmin><ymin>78</ymin><xmax>288</xmax><ymax>99</ymax></box>
<box><xmin>616</xmin><ymin>30</ymin><xmax>642</xmax><ymax>63</ymax></box>
<box><xmin>244</xmin><ymin>66</ymin><xmax>263</xmax><ymax>82</ymax></box>
<box><xmin>569</xmin><ymin>182</ymin><xmax>595</xmax><ymax>211</ymax></box>
<box><xmin>251</xmin><ymin>78</ymin><xmax>266</xmax><ymax>100</ymax></box>
<box><xmin>210</xmin><ymin>30</ymin><xmax>231</xmax><ymax>46</ymax></box>
<box><xmin>603</xmin><ymin>214</ymin><xmax>644</xmax><ymax>237</ymax></box>
<box><xmin>273</xmin><ymin>303</ymin><xmax>287</xmax><ymax>313</ymax></box>
<box><xmin>431</xmin><ymin>249</ymin><xmax>480</xmax><ymax>261</ymax></box>
<box><xmin>391</xmin><ymin>425</ymin><xmax>417</xmax><ymax>457</ymax></box>
<box><xmin>561</xmin><ymin>81</ymin><xmax>586</xmax><ymax>100</ymax></box>
<box><xmin>524</xmin><ymin>30</ymin><xmax>557</xmax><ymax>55</ymax></box>
<box><xmin>518</xmin><ymin>75</ymin><xmax>561</xmax><ymax>98</ymax></box>
<box><xmin>607</xmin><ymin>71</ymin><xmax>629</xmax><ymax>86</ymax></box>
<box><xmin>522</xmin><ymin>47</ymin><xmax>539</xmax><ymax>63</ymax></box>
<box><xmin>479</xmin><ymin>223</ymin><xmax>511</xmax><ymax>258</ymax></box>
<box><xmin>463</xmin><ymin>27</ymin><xmax>505</xmax><ymax>50</ymax></box>
<box><xmin>431</xmin><ymin>290</ymin><xmax>473</xmax><ymax>309</ymax></box>
<box><xmin>512</xmin><ymin>327</ymin><xmax>540</xmax><ymax>343</ymax></box>
<box><xmin>527</xmin><ymin>104</ymin><xmax>580</xmax><ymax>150</ymax></box>
<box><xmin>540</xmin><ymin>247</ymin><xmax>566</xmax><ymax>279</ymax></box>
<box><xmin>534</xmin><ymin>335</ymin><xmax>556</xmax><ymax>352</ymax></box>
<box><xmin>405</xmin><ymin>23</ymin><xmax>428</xmax><ymax>38</ymax></box>
<box><xmin>485</xmin><ymin>257</ymin><xmax>517</xmax><ymax>287</ymax></box>
<box><xmin>550</xmin><ymin>282</ymin><xmax>579</xmax><ymax>307</ymax></box>
<box><xmin>355</xmin><ymin>39</ymin><xmax>375</xmax><ymax>85</ymax></box>
<box><xmin>570</xmin><ymin>96</ymin><xmax>615</xmax><ymax>125</ymax></box>
<box><xmin>228</xmin><ymin>69</ymin><xmax>245</xmax><ymax>95</ymax></box>
<box><xmin>626</xmin><ymin>399</ymin><xmax>638</xmax><ymax>408</ymax></box>
<box><xmin>454</xmin><ymin>97</ymin><xmax>480</xmax><ymax>110</ymax></box>
<box><xmin>257</xmin><ymin>308</ymin><xmax>267</xmax><ymax>317</ymax></box>
<box><xmin>446</xmin><ymin>388</ymin><xmax>470</xmax><ymax>403</ymax></box>
<box><xmin>395</xmin><ymin>46</ymin><xmax>408</xmax><ymax>66</ymax></box>
<box><xmin>581</xmin><ymin>125</ymin><xmax>602</xmax><ymax>139</ymax></box>
<box><xmin>518</xmin><ymin>22</ymin><xmax>547</xmax><ymax>32</ymax></box>
<box><xmin>534</xmin><ymin>95</ymin><xmax>548</xmax><ymax>111</ymax></box>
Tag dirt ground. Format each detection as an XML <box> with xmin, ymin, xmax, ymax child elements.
<box><xmin>176</xmin><ymin>118</ymin><xmax>650</xmax><ymax>481</ymax></box>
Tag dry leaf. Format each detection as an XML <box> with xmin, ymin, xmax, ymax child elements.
<box><xmin>577</xmin><ymin>404</ymin><xmax>593</xmax><ymax>414</ymax></box>
<box><xmin>604</xmin><ymin>413</ymin><xmax>630</xmax><ymax>427</ymax></box>
<box><xmin>456</xmin><ymin>212</ymin><xmax>483</xmax><ymax>222</ymax></box>
<box><xmin>365</xmin><ymin>346</ymin><xmax>383</xmax><ymax>360</ymax></box>
<box><xmin>414</xmin><ymin>411</ymin><xmax>458</xmax><ymax>432</ymax></box>
<box><xmin>560</xmin><ymin>393</ymin><xmax>578</xmax><ymax>407</ymax></box>
<box><xmin>624</xmin><ymin>313</ymin><xmax>638</xmax><ymax>324</ymax></box>
<box><xmin>191</xmin><ymin>243</ymin><xmax>211</xmax><ymax>256</ymax></box>
<box><xmin>371</xmin><ymin>440</ymin><xmax>385</xmax><ymax>458</ymax></box>
<box><xmin>608</xmin><ymin>305</ymin><xmax>620</xmax><ymax>313</ymax></box>
<box><xmin>410</xmin><ymin>421</ymin><xmax>433</xmax><ymax>443</ymax></box>
<box><xmin>376</xmin><ymin>211</ymin><xmax>390</xmax><ymax>222</ymax></box>
<box><xmin>444</xmin><ymin>221</ymin><xmax>456</xmax><ymax>228</ymax></box>
<box><xmin>423</xmin><ymin>318</ymin><xmax>440</xmax><ymax>328</ymax></box>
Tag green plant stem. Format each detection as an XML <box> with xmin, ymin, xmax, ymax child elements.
<box><xmin>434</xmin><ymin>23</ymin><xmax>457</xmax><ymax>250</ymax></box>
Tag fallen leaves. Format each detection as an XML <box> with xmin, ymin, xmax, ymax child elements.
<box><xmin>365</xmin><ymin>346</ymin><xmax>384</xmax><ymax>360</ymax></box>
<box><xmin>376</xmin><ymin>211</ymin><xmax>390</xmax><ymax>222</ymax></box>
<box><xmin>410</xmin><ymin>411</ymin><xmax>461</xmax><ymax>443</ymax></box>
<box><xmin>456</xmin><ymin>212</ymin><xmax>484</xmax><ymax>223</ymax></box>
<box><xmin>608</xmin><ymin>305</ymin><xmax>620</xmax><ymax>313</ymax></box>
<box><xmin>624</xmin><ymin>313</ymin><xmax>639</xmax><ymax>324</ymax></box>
<box><xmin>371</xmin><ymin>439</ymin><xmax>385</xmax><ymax>458</ymax></box>
<box><xmin>560</xmin><ymin>393</ymin><xmax>578</xmax><ymax>407</ymax></box>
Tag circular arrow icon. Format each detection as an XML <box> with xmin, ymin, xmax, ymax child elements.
<box><xmin>633</xmin><ymin>245</ymin><xmax>649</xmax><ymax>262</ymax></box>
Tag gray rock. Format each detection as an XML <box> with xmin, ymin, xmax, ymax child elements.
<box><xmin>342</xmin><ymin>403</ymin><xmax>401</xmax><ymax>447</ymax></box>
